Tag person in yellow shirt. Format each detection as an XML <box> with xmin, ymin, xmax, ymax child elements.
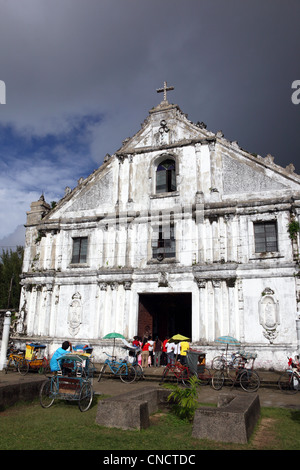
<box><xmin>180</xmin><ymin>340</ymin><xmax>190</xmax><ymax>365</ymax></box>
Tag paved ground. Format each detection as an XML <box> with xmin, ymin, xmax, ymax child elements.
<box><xmin>1</xmin><ymin>366</ymin><xmax>300</xmax><ymax>409</ymax></box>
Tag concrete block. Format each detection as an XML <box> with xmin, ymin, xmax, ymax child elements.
<box><xmin>192</xmin><ymin>393</ymin><xmax>261</xmax><ymax>444</ymax></box>
<box><xmin>95</xmin><ymin>386</ymin><xmax>171</xmax><ymax>430</ymax></box>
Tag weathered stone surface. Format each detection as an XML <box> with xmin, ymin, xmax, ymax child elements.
<box><xmin>192</xmin><ymin>393</ymin><xmax>261</xmax><ymax>444</ymax></box>
<box><xmin>95</xmin><ymin>386</ymin><xmax>171</xmax><ymax>430</ymax></box>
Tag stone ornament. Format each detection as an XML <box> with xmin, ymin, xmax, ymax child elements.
<box><xmin>259</xmin><ymin>288</ymin><xmax>280</xmax><ymax>344</ymax></box>
<box><xmin>68</xmin><ymin>292</ymin><xmax>82</xmax><ymax>337</ymax></box>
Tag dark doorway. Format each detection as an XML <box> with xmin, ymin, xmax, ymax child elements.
<box><xmin>138</xmin><ymin>293</ymin><xmax>192</xmax><ymax>340</ymax></box>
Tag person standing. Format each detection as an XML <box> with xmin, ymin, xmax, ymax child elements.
<box><xmin>162</xmin><ymin>336</ymin><xmax>169</xmax><ymax>366</ymax></box>
<box><xmin>166</xmin><ymin>339</ymin><xmax>175</xmax><ymax>365</ymax></box>
<box><xmin>153</xmin><ymin>336</ymin><xmax>162</xmax><ymax>367</ymax></box>
<box><xmin>147</xmin><ymin>335</ymin><xmax>154</xmax><ymax>366</ymax></box>
<box><xmin>141</xmin><ymin>338</ymin><xmax>150</xmax><ymax>368</ymax></box>
<box><xmin>180</xmin><ymin>340</ymin><xmax>190</xmax><ymax>365</ymax></box>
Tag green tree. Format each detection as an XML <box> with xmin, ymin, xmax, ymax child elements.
<box><xmin>0</xmin><ymin>246</ymin><xmax>24</xmax><ymax>309</ymax></box>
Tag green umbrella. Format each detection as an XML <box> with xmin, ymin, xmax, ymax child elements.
<box><xmin>103</xmin><ymin>332</ymin><xmax>125</xmax><ymax>356</ymax></box>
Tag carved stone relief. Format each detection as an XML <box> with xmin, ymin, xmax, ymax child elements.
<box><xmin>68</xmin><ymin>292</ymin><xmax>82</xmax><ymax>336</ymax></box>
<box><xmin>259</xmin><ymin>288</ymin><xmax>280</xmax><ymax>343</ymax></box>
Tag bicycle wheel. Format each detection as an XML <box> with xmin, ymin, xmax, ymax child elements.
<box><xmin>212</xmin><ymin>370</ymin><xmax>225</xmax><ymax>390</ymax></box>
<box><xmin>78</xmin><ymin>382</ymin><xmax>93</xmax><ymax>412</ymax></box>
<box><xmin>5</xmin><ymin>357</ymin><xmax>16</xmax><ymax>373</ymax></box>
<box><xmin>278</xmin><ymin>371</ymin><xmax>299</xmax><ymax>394</ymax></box>
<box><xmin>40</xmin><ymin>379</ymin><xmax>57</xmax><ymax>408</ymax></box>
<box><xmin>212</xmin><ymin>356</ymin><xmax>225</xmax><ymax>370</ymax></box>
<box><xmin>180</xmin><ymin>367</ymin><xmax>191</xmax><ymax>386</ymax></box>
<box><xmin>134</xmin><ymin>364</ymin><xmax>144</xmax><ymax>381</ymax></box>
<box><xmin>97</xmin><ymin>363</ymin><xmax>107</xmax><ymax>382</ymax></box>
<box><xmin>86</xmin><ymin>359</ymin><xmax>95</xmax><ymax>379</ymax></box>
<box><xmin>39</xmin><ymin>359</ymin><xmax>51</xmax><ymax>376</ymax></box>
<box><xmin>239</xmin><ymin>369</ymin><xmax>260</xmax><ymax>392</ymax></box>
<box><xmin>17</xmin><ymin>358</ymin><xmax>29</xmax><ymax>375</ymax></box>
<box><xmin>160</xmin><ymin>366</ymin><xmax>170</xmax><ymax>384</ymax></box>
<box><xmin>119</xmin><ymin>363</ymin><xmax>136</xmax><ymax>383</ymax></box>
<box><xmin>198</xmin><ymin>367</ymin><xmax>212</xmax><ymax>385</ymax></box>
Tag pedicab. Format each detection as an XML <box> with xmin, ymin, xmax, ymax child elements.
<box><xmin>39</xmin><ymin>352</ymin><xmax>94</xmax><ymax>412</ymax></box>
<box><xmin>18</xmin><ymin>343</ymin><xmax>50</xmax><ymax>375</ymax></box>
<box><xmin>186</xmin><ymin>349</ymin><xmax>212</xmax><ymax>385</ymax></box>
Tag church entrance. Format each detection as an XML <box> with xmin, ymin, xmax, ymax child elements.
<box><xmin>138</xmin><ymin>293</ymin><xmax>192</xmax><ymax>340</ymax></box>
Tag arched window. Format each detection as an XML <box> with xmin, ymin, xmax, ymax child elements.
<box><xmin>156</xmin><ymin>159</ymin><xmax>176</xmax><ymax>194</ymax></box>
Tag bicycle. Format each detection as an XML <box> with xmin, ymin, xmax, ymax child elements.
<box><xmin>278</xmin><ymin>358</ymin><xmax>300</xmax><ymax>394</ymax></box>
<box><xmin>211</xmin><ymin>350</ymin><xmax>244</xmax><ymax>370</ymax></box>
<box><xmin>5</xmin><ymin>348</ymin><xmax>25</xmax><ymax>373</ymax></box>
<box><xmin>212</xmin><ymin>353</ymin><xmax>260</xmax><ymax>392</ymax></box>
<box><xmin>127</xmin><ymin>348</ymin><xmax>144</xmax><ymax>380</ymax></box>
<box><xmin>97</xmin><ymin>352</ymin><xmax>136</xmax><ymax>383</ymax></box>
<box><xmin>160</xmin><ymin>360</ymin><xmax>190</xmax><ymax>386</ymax></box>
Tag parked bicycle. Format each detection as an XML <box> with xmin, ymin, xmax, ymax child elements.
<box><xmin>5</xmin><ymin>344</ymin><xmax>25</xmax><ymax>373</ymax></box>
<box><xmin>97</xmin><ymin>352</ymin><xmax>136</xmax><ymax>383</ymax></box>
<box><xmin>160</xmin><ymin>360</ymin><xmax>190</xmax><ymax>386</ymax></box>
<box><xmin>212</xmin><ymin>351</ymin><xmax>260</xmax><ymax>392</ymax></box>
<box><xmin>211</xmin><ymin>350</ymin><xmax>244</xmax><ymax>370</ymax></box>
<box><xmin>126</xmin><ymin>346</ymin><xmax>144</xmax><ymax>380</ymax></box>
<box><xmin>278</xmin><ymin>357</ymin><xmax>300</xmax><ymax>394</ymax></box>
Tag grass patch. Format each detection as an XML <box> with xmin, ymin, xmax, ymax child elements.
<box><xmin>0</xmin><ymin>397</ymin><xmax>299</xmax><ymax>450</ymax></box>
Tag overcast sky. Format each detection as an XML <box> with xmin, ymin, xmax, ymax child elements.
<box><xmin>0</xmin><ymin>0</ymin><xmax>300</xmax><ymax>248</ymax></box>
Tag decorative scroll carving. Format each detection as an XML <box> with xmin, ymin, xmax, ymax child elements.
<box><xmin>68</xmin><ymin>292</ymin><xmax>82</xmax><ymax>337</ymax></box>
<box><xmin>259</xmin><ymin>289</ymin><xmax>280</xmax><ymax>344</ymax></box>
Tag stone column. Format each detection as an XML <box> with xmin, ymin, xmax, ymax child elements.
<box><xmin>0</xmin><ymin>312</ymin><xmax>11</xmax><ymax>370</ymax></box>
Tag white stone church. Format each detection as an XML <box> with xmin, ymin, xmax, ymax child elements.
<box><xmin>16</xmin><ymin>83</ymin><xmax>300</xmax><ymax>369</ymax></box>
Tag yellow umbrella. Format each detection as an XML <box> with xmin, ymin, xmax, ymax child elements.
<box><xmin>169</xmin><ymin>334</ymin><xmax>190</xmax><ymax>342</ymax></box>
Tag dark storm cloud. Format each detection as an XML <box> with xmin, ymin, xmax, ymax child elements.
<box><xmin>0</xmin><ymin>0</ymin><xmax>299</xmax><ymax>242</ymax></box>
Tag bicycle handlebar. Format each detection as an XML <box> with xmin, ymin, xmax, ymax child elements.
<box><xmin>103</xmin><ymin>351</ymin><xmax>117</xmax><ymax>360</ymax></box>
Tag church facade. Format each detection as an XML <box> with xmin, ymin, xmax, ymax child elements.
<box><xmin>17</xmin><ymin>85</ymin><xmax>300</xmax><ymax>368</ymax></box>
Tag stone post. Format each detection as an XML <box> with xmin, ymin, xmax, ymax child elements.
<box><xmin>0</xmin><ymin>311</ymin><xmax>11</xmax><ymax>370</ymax></box>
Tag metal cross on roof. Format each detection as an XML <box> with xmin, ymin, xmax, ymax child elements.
<box><xmin>156</xmin><ymin>81</ymin><xmax>174</xmax><ymax>101</ymax></box>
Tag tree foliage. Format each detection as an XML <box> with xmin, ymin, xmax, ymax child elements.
<box><xmin>0</xmin><ymin>246</ymin><xmax>24</xmax><ymax>309</ymax></box>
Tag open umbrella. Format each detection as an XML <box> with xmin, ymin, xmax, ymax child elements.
<box><xmin>169</xmin><ymin>334</ymin><xmax>190</xmax><ymax>342</ymax></box>
<box><xmin>168</xmin><ymin>334</ymin><xmax>190</xmax><ymax>361</ymax></box>
<box><xmin>103</xmin><ymin>332</ymin><xmax>125</xmax><ymax>357</ymax></box>
<box><xmin>214</xmin><ymin>335</ymin><xmax>241</xmax><ymax>354</ymax></box>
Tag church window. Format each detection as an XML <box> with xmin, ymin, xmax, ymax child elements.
<box><xmin>156</xmin><ymin>159</ymin><xmax>176</xmax><ymax>193</ymax></box>
<box><xmin>254</xmin><ymin>221</ymin><xmax>278</xmax><ymax>253</ymax></box>
<box><xmin>152</xmin><ymin>213</ymin><xmax>176</xmax><ymax>260</ymax></box>
<box><xmin>71</xmin><ymin>237</ymin><xmax>88</xmax><ymax>263</ymax></box>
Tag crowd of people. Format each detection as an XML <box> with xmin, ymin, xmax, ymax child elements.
<box><xmin>131</xmin><ymin>335</ymin><xmax>190</xmax><ymax>368</ymax></box>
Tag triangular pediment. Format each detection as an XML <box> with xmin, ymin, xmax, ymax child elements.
<box><xmin>117</xmin><ymin>100</ymin><xmax>215</xmax><ymax>155</ymax></box>
<box><xmin>222</xmin><ymin>153</ymin><xmax>289</xmax><ymax>194</ymax></box>
<box><xmin>45</xmin><ymin>162</ymin><xmax>116</xmax><ymax>220</ymax></box>
<box><xmin>219</xmin><ymin>141</ymin><xmax>300</xmax><ymax>197</ymax></box>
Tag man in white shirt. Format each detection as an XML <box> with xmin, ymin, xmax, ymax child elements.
<box><xmin>166</xmin><ymin>340</ymin><xmax>175</xmax><ymax>365</ymax></box>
